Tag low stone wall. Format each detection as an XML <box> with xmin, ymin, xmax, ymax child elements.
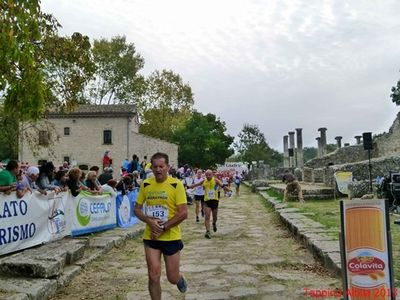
<box><xmin>305</xmin><ymin>144</ymin><xmax>368</xmax><ymax>169</ymax></box>
<box><xmin>304</xmin><ymin>155</ymin><xmax>400</xmax><ymax>194</ymax></box>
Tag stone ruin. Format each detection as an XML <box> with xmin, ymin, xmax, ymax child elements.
<box><xmin>280</xmin><ymin>111</ymin><xmax>400</xmax><ymax>197</ymax></box>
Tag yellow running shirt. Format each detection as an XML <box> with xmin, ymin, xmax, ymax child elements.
<box><xmin>203</xmin><ymin>177</ymin><xmax>219</xmax><ymax>201</ymax></box>
<box><xmin>137</xmin><ymin>176</ymin><xmax>187</xmax><ymax>241</ymax></box>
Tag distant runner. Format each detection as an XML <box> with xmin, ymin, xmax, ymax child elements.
<box><xmin>190</xmin><ymin>169</ymin><xmax>231</xmax><ymax>239</ymax></box>
<box><xmin>193</xmin><ymin>169</ymin><xmax>205</xmax><ymax>223</ymax></box>
<box><xmin>233</xmin><ymin>171</ymin><xmax>242</xmax><ymax>196</ymax></box>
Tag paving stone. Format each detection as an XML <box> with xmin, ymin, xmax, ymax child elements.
<box><xmin>247</xmin><ymin>257</ymin><xmax>285</xmax><ymax>265</ymax></box>
<box><xmin>185</xmin><ymin>291</ymin><xmax>231</xmax><ymax>300</ymax></box>
<box><xmin>0</xmin><ymin>276</ymin><xmax>57</xmax><ymax>300</ymax></box>
<box><xmin>56</xmin><ymin>265</ymin><xmax>81</xmax><ymax>288</ymax></box>
<box><xmin>220</xmin><ymin>264</ymin><xmax>255</xmax><ymax>274</ymax></box>
<box><xmin>259</xmin><ymin>283</ymin><xmax>286</xmax><ymax>294</ymax></box>
<box><xmin>229</xmin><ymin>286</ymin><xmax>258</xmax><ymax>297</ymax></box>
<box><xmin>181</xmin><ymin>264</ymin><xmax>219</xmax><ymax>272</ymax></box>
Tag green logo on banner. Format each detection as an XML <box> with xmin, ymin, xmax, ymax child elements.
<box><xmin>76</xmin><ymin>197</ymin><xmax>90</xmax><ymax>226</ymax></box>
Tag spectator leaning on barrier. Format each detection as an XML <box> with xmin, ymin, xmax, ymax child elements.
<box><xmin>19</xmin><ymin>166</ymin><xmax>47</xmax><ymax>195</ymax></box>
<box><xmin>85</xmin><ymin>171</ymin><xmax>102</xmax><ymax>193</ymax></box>
<box><xmin>38</xmin><ymin>162</ymin><xmax>61</xmax><ymax>193</ymax></box>
<box><xmin>52</xmin><ymin>170</ymin><xmax>69</xmax><ymax>191</ymax></box>
<box><xmin>0</xmin><ymin>160</ymin><xmax>19</xmax><ymax>194</ymax></box>
<box><xmin>67</xmin><ymin>168</ymin><xmax>89</xmax><ymax>197</ymax></box>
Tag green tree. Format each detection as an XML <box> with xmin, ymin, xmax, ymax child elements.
<box><xmin>171</xmin><ymin>112</ymin><xmax>234</xmax><ymax>169</ymax></box>
<box><xmin>235</xmin><ymin>124</ymin><xmax>282</xmax><ymax>167</ymax></box>
<box><xmin>303</xmin><ymin>147</ymin><xmax>317</xmax><ymax>162</ymax></box>
<box><xmin>87</xmin><ymin>35</ymin><xmax>146</xmax><ymax>105</ymax></box>
<box><xmin>139</xmin><ymin>69</ymin><xmax>194</xmax><ymax>141</ymax></box>
<box><xmin>0</xmin><ymin>0</ymin><xmax>59</xmax><ymax>122</ymax></box>
<box><xmin>391</xmin><ymin>79</ymin><xmax>400</xmax><ymax>106</ymax></box>
<box><xmin>42</xmin><ymin>32</ymin><xmax>95</xmax><ymax>110</ymax></box>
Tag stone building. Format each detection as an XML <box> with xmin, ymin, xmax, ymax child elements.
<box><xmin>19</xmin><ymin>105</ymin><xmax>178</xmax><ymax>169</ymax></box>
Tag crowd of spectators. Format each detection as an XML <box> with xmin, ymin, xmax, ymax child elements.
<box><xmin>0</xmin><ymin>154</ymin><xmax>148</xmax><ymax>199</ymax></box>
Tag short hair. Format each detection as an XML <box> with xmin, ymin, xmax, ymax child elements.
<box><xmin>6</xmin><ymin>160</ymin><xmax>19</xmax><ymax>171</ymax></box>
<box><xmin>151</xmin><ymin>152</ymin><xmax>169</xmax><ymax>164</ymax></box>
<box><xmin>89</xmin><ymin>166</ymin><xmax>100</xmax><ymax>172</ymax></box>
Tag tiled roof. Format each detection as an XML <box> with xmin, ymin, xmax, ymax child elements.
<box><xmin>48</xmin><ymin>104</ymin><xmax>136</xmax><ymax>118</ymax></box>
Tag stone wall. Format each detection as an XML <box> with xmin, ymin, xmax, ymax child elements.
<box><xmin>375</xmin><ymin>111</ymin><xmax>400</xmax><ymax>157</ymax></box>
<box><xmin>304</xmin><ymin>144</ymin><xmax>368</xmax><ymax>168</ymax></box>
<box><xmin>304</xmin><ymin>155</ymin><xmax>400</xmax><ymax>187</ymax></box>
<box><xmin>130</xmin><ymin>132</ymin><xmax>178</xmax><ymax>168</ymax></box>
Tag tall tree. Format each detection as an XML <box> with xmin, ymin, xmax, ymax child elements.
<box><xmin>87</xmin><ymin>36</ymin><xmax>146</xmax><ymax>105</ymax></box>
<box><xmin>0</xmin><ymin>0</ymin><xmax>59</xmax><ymax>122</ymax></box>
<box><xmin>41</xmin><ymin>32</ymin><xmax>95</xmax><ymax>110</ymax></box>
<box><xmin>139</xmin><ymin>69</ymin><xmax>194</xmax><ymax>141</ymax></box>
<box><xmin>172</xmin><ymin>112</ymin><xmax>234</xmax><ymax>169</ymax></box>
<box><xmin>235</xmin><ymin>124</ymin><xmax>282</xmax><ymax>167</ymax></box>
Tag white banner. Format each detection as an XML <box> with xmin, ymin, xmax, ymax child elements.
<box><xmin>69</xmin><ymin>191</ymin><xmax>116</xmax><ymax>236</ymax></box>
<box><xmin>0</xmin><ymin>191</ymin><xmax>70</xmax><ymax>256</ymax></box>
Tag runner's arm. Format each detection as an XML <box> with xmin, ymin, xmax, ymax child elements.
<box><xmin>215</xmin><ymin>178</ymin><xmax>231</xmax><ymax>193</ymax></box>
<box><xmin>188</xmin><ymin>179</ymin><xmax>204</xmax><ymax>189</ymax></box>
<box><xmin>134</xmin><ymin>202</ymin><xmax>164</xmax><ymax>231</ymax></box>
<box><xmin>162</xmin><ymin>203</ymin><xmax>188</xmax><ymax>231</ymax></box>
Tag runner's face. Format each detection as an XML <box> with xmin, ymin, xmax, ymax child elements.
<box><xmin>151</xmin><ymin>158</ymin><xmax>170</xmax><ymax>182</ymax></box>
<box><xmin>205</xmin><ymin>171</ymin><xmax>213</xmax><ymax>180</ymax></box>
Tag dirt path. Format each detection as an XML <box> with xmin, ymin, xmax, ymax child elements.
<box><xmin>52</xmin><ymin>185</ymin><xmax>340</xmax><ymax>300</ymax></box>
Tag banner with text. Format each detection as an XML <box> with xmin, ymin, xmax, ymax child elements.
<box><xmin>340</xmin><ymin>199</ymin><xmax>395</xmax><ymax>299</ymax></box>
<box><xmin>70</xmin><ymin>191</ymin><xmax>116</xmax><ymax>236</ymax></box>
<box><xmin>0</xmin><ymin>191</ymin><xmax>70</xmax><ymax>256</ymax></box>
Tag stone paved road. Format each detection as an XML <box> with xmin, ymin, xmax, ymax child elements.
<box><xmin>53</xmin><ymin>186</ymin><xmax>340</xmax><ymax>300</ymax></box>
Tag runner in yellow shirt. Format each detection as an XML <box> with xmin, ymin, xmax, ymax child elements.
<box><xmin>189</xmin><ymin>169</ymin><xmax>231</xmax><ymax>239</ymax></box>
<box><xmin>134</xmin><ymin>152</ymin><xmax>188</xmax><ymax>299</ymax></box>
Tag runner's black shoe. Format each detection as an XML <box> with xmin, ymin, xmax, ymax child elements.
<box><xmin>205</xmin><ymin>231</ymin><xmax>211</xmax><ymax>239</ymax></box>
<box><xmin>177</xmin><ymin>276</ymin><xmax>188</xmax><ymax>293</ymax></box>
<box><xmin>196</xmin><ymin>216</ymin><xmax>199</xmax><ymax>223</ymax></box>
<box><xmin>212</xmin><ymin>222</ymin><xmax>217</xmax><ymax>232</ymax></box>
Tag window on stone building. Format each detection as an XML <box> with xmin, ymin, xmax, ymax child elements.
<box><xmin>63</xmin><ymin>156</ymin><xmax>70</xmax><ymax>164</ymax></box>
<box><xmin>64</xmin><ymin>127</ymin><xmax>70</xmax><ymax>136</ymax></box>
<box><xmin>38</xmin><ymin>131</ymin><xmax>49</xmax><ymax>146</ymax></box>
<box><xmin>103</xmin><ymin>130</ymin><xmax>112</xmax><ymax>144</ymax></box>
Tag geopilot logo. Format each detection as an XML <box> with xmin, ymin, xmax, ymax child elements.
<box><xmin>76</xmin><ymin>197</ymin><xmax>91</xmax><ymax>226</ymax></box>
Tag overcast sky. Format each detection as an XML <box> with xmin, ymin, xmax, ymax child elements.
<box><xmin>41</xmin><ymin>0</ymin><xmax>400</xmax><ymax>151</ymax></box>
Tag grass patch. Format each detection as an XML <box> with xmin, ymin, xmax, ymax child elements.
<box><xmin>266</xmin><ymin>188</ymin><xmax>283</xmax><ymax>201</ymax></box>
<box><xmin>264</xmin><ymin>187</ymin><xmax>400</xmax><ymax>280</ymax></box>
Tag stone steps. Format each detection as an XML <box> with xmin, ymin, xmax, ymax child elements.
<box><xmin>269</xmin><ymin>185</ymin><xmax>335</xmax><ymax>200</ymax></box>
<box><xmin>0</xmin><ymin>225</ymin><xmax>144</xmax><ymax>299</ymax></box>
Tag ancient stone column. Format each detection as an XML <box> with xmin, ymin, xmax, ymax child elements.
<box><xmin>288</xmin><ymin>131</ymin><xmax>295</xmax><ymax>168</ymax></box>
<box><xmin>335</xmin><ymin>136</ymin><xmax>342</xmax><ymax>148</ymax></box>
<box><xmin>354</xmin><ymin>135</ymin><xmax>362</xmax><ymax>144</ymax></box>
<box><xmin>295</xmin><ymin>128</ymin><xmax>303</xmax><ymax>168</ymax></box>
<box><xmin>283</xmin><ymin>135</ymin><xmax>289</xmax><ymax>168</ymax></box>
<box><xmin>318</xmin><ymin>128</ymin><xmax>327</xmax><ymax>156</ymax></box>
<box><xmin>316</xmin><ymin>137</ymin><xmax>321</xmax><ymax>158</ymax></box>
